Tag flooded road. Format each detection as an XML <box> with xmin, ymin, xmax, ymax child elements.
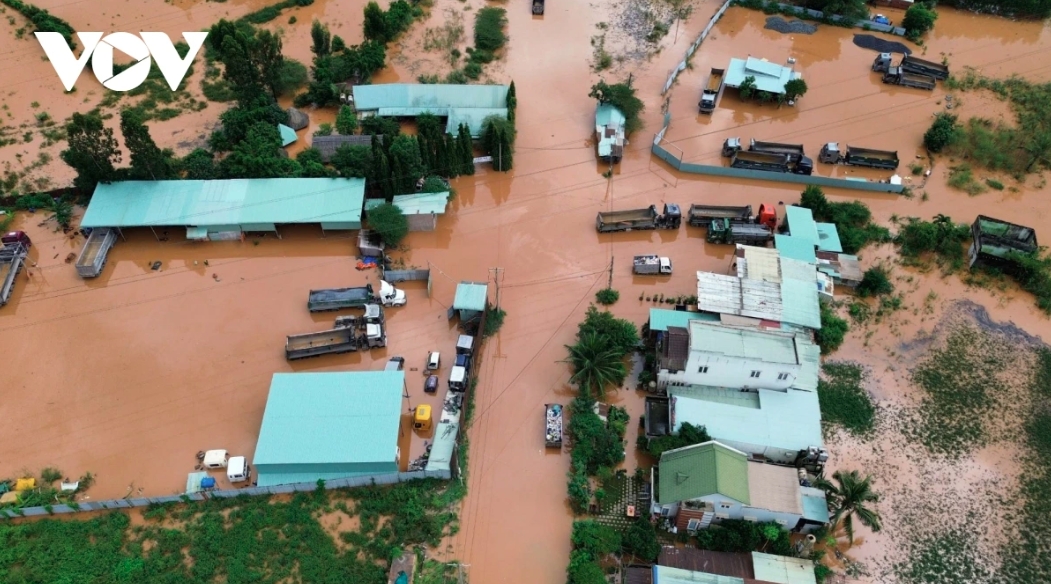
<box><xmin>2</xmin><ymin>0</ymin><xmax>1051</xmax><ymax>582</ymax></box>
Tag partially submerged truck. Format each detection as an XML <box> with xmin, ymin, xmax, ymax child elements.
<box><xmin>968</xmin><ymin>215</ymin><xmax>1038</xmax><ymax>275</ymax></box>
<box><xmin>688</xmin><ymin>204</ymin><xmax>753</xmax><ymax>227</ymax></box>
<box><xmin>75</xmin><ymin>228</ymin><xmax>118</xmax><ymax>278</ymax></box>
<box><xmin>633</xmin><ymin>255</ymin><xmax>672</xmax><ymax>275</ymax></box>
<box><xmin>596</xmin><ymin>203</ymin><xmax>681</xmax><ymax>232</ymax></box>
<box><xmin>748</xmin><ymin>139</ymin><xmax>808</xmax><ymax>164</ymax></box>
<box><xmin>307</xmin><ymin>280</ymin><xmax>405</xmax><ymax>312</ymax></box>
<box><xmin>698</xmin><ymin>67</ymin><xmax>725</xmax><ymax>114</ymax></box>
<box><xmin>872</xmin><ymin>53</ymin><xmax>949</xmax><ymax>81</ymax></box>
<box><xmin>545</xmin><ymin>403</ymin><xmax>563</xmax><ymax>448</ymax></box>
<box><xmin>730</xmin><ymin>150</ymin><xmax>813</xmax><ymax>175</ymax></box>
<box><xmin>0</xmin><ymin>235</ymin><xmax>30</xmax><ymax>307</ymax></box>
<box><xmin>286</xmin><ymin>305</ymin><xmax>387</xmax><ymax>360</ymax></box>
<box><xmin>818</xmin><ymin>143</ymin><xmax>899</xmax><ymax>169</ymax></box>
<box><xmin>706</xmin><ymin>218</ymin><xmax>773</xmax><ymax>246</ymax></box>
<box><xmin>881</xmin><ymin>67</ymin><xmax>936</xmax><ymax>90</ymax></box>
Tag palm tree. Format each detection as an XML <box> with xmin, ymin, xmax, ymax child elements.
<box><xmin>813</xmin><ymin>518</ymin><xmax>865</xmax><ymax>572</ymax></box>
<box><xmin>563</xmin><ymin>331</ymin><xmax>627</xmax><ymax>398</ymax></box>
<box><xmin>815</xmin><ymin>470</ymin><xmax>882</xmax><ymax>544</ymax></box>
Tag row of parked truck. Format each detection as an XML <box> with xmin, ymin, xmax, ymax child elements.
<box><xmin>285</xmin><ymin>280</ymin><xmax>408</xmax><ymax>360</ymax></box>
<box><xmin>596</xmin><ymin>202</ymin><xmax>781</xmax><ymax>246</ymax></box>
<box><xmin>872</xmin><ymin>53</ymin><xmax>949</xmax><ymax>91</ymax></box>
<box><xmin>721</xmin><ymin>138</ymin><xmax>900</xmax><ymax>174</ymax></box>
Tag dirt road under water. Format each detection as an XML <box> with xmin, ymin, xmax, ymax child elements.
<box><xmin>2</xmin><ymin>0</ymin><xmax>1051</xmax><ymax>582</ymax></box>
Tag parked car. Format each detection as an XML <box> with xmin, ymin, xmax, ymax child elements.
<box><xmin>425</xmin><ymin>375</ymin><xmax>439</xmax><ymax>394</ymax></box>
<box><xmin>1</xmin><ymin>231</ymin><xmax>31</xmax><ymax>247</ymax></box>
<box><xmin>427</xmin><ymin>351</ymin><xmax>440</xmax><ymax>371</ymax></box>
<box><xmin>455</xmin><ymin>354</ymin><xmax>470</xmax><ymax>370</ymax></box>
<box><xmin>385</xmin><ymin>356</ymin><xmax>405</xmax><ymax>371</ymax></box>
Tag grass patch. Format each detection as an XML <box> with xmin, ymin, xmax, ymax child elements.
<box><xmin>985</xmin><ymin>178</ymin><xmax>1004</xmax><ymax>190</ymax></box>
<box><xmin>1</xmin><ymin>0</ymin><xmax>76</xmax><ymax>49</ymax></box>
<box><xmin>815</xmin><ymin>302</ymin><xmax>849</xmax><ymax>355</ymax></box>
<box><xmin>482</xmin><ymin>306</ymin><xmax>506</xmax><ymax>337</ymax></box>
<box><xmin>909</xmin><ymin>162</ymin><xmax>924</xmax><ymax>175</ymax></box>
<box><xmin>947</xmin><ymin>163</ymin><xmax>987</xmax><ymax>195</ymax></box>
<box><xmin>894</xmin><ymin>215</ymin><xmax>971</xmax><ymax>272</ymax></box>
<box><xmin>591</xmin><ymin>34</ymin><xmax>612</xmax><ymax>71</ymax></box>
<box><xmin>894</xmin><ymin>527</ymin><xmax>994</xmax><ymax>584</ymax></box>
<box><xmin>422</xmin><ymin>10</ymin><xmax>464</xmax><ymax>52</ymax></box>
<box><xmin>595</xmin><ymin>288</ymin><xmax>619</xmax><ymax>305</ymax></box>
<box><xmin>818</xmin><ymin>362</ymin><xmax>877</xmax><ymax>436</ymax></box>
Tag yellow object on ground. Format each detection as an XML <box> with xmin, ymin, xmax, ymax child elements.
<box><xmin>14</xmin><ymin>478</ymin><xmax>36</xmax><ymax>492</ymax></box>
<box><xmin>413</xmin><ymin>405</ymin><xmax>432</xmax><ymax>431</ymax></box>
<box><xmin>0</xmin><ymin>491</ymin><xmax>19</xmax><ymax>505</ymax></box>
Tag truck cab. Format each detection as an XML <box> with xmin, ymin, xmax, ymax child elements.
<box><xmin>365</xmin><ymin>323</ymin><xmax>387</xmax><ymax>348</ymax></box>
<box><xmin>449</xmin><ymin>365</ymin><xmax>467</xmax><ymax>392</ymax></box>
<box><xmin>658</xmin><ymin>257</ymin><xmax>672</xmax><ymax>274</ymax></box>
<box><xmin>1</xmin><ymin>231</ymin><xmax>30</xmax><ymax>248</ymax></box>
<box><xmin>227</xmin><ymin>456</ymin><xmax>251</xmax><ymax>483</ymax></box>
<box><xmin>379</xmin><ymin>280</ymin><xmax>407</xmax><ymax>307</ymax></box>
<box><xmin>385</xmin><ymin>356</ymin><xmax>404</xmax><ymax>371</ymax></box>
<box><xmin>722</xmin><ymin>137</ymin><xmax>742</xmax><ymax>157</ymax></box>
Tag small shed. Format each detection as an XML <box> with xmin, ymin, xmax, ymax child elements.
<box><xmin>595</xmin><ymin>104</ymin><xmax>626</xmax><ymax>163</ymax></box>
<box><xmin>365</xmin><ymin>192</ymin><xmax>450</xmax><ymax>232</ymax></box>
<box><xmin>453</xmin><ymin>281</ymin><xmax>488</xmax><ymax>322</ymax></box>
<box><xmin>724</xmin><ymin>57</ymin><xmax>801</xmax><ymax>95</ymax></box>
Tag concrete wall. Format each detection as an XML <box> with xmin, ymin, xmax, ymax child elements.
<box><xmin>659</xmin><ymin>353</ymin><xmax>800</xmax><ymax>391</ymax></box>
<box><xmin>406</xmin><ymin>213</ymin><xmax>438</xmax><ymax>232</ymax></box>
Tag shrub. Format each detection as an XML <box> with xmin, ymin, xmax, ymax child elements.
<box><xmin>474</xmin><ymin>7</ymin><xmax>508</xmax><ymax>52</ymax></box>
<box><xmin>367</xmin><ymin>202</ymin><xmax>408</xmax><ymax>246</ymax></box>
<box><xmin>622</xmin><ymin>519</ymin><xmax>660</xmax><ymax>561</ymax></box>
<box><xmin>815</xmin><ymin>302</ymin><xmax>848</xmax><ymax>355</ymax></box>
<box><xmin>335</xmin><ymin>105</ymin><xmax>358</xmax><ymax>135</ymax></box>
<box><xmin>588</xmin><ymin>79</ymin><xmax>645</xmax><ymax>134</ymax></box>
<box><xmin>571</xmin><ymin>520</ymin><xmax>621</xmax><ymax>558</ymax></box>
<box><xmin>645</xmin><ymin>422</ymin><xmax>711</xmax><ymax>458</ymax></box>
<box><xmin>463</xmin><ymin>61</ymin><xmax>482</xmax><ymax>80</ymax></box>
<box><xmin>595</xmin><ymin>288</ymin><xmax>619</xmax><ymax>305</ymax></box>
<box><xmin>784</xmin><ymin>78</ymin><xmax>808</xmax><ymax>101</ymax></box>
<box><xmin>445</xmin><ymin>69</ymin><xmax>469</xmax><ymax>84</ymax></box>
<box><xmin>895</xmin><ymin>215</ymin><xmax>971</xmax><ymax>261</ymax></box>
<box><xmin>903</xmin><ymin>3</ymin><xmax>938</xmax><ymax>40</ymax></box>
<box><xmin>577</xmin><ymin>304</ymin><xmax>638</xmax><ymax>356</ymax></box>
<box><xmin>40</xmin><ymin>467</ymin><xmax>63</xmax><ymax>483</ymax></box>
<box><xmin>923</xmin><ymin>113</ymin><xmax>959</xmax><ymax>153</ymax></box>
<box><xmin>483</xmin><ymin>306</ymin><xmax>506</xmax><ymax>337</ymax></box>
<box><xmin>695</xmin><ymin>519</ymin><xmax>791</xmax><ymax>555</ymax></box>
<box><xmin>857</xmin><ymin>266</ymin><xmax>894</xmax><ymax>297</ymax></box>
<box><xmin>314</xmin><ymin>123</ymin><xmax>333</xmax><ymax>137</ymax></box>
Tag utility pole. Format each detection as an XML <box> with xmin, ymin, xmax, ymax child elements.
<box><xmin>489</xmin><ymin>267</ymin><xmax>504</xmax><ymax>310</ymax></box>
<box><xmin>607</xmin><ymin>255</ymin><xmax>614</xmax><ymax>289</ymax></box>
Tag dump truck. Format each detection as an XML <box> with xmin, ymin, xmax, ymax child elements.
<box><xmin>545</xmin><ymin>403</ymin><xmax>563</xmax><ymax>448</ymax></box>
<box><xmin>698</xmin><ymin>67</ymin><xmax>725</xmax><ymax>114</ymax></box>
<box><xmin>596</xmin><ymin>203</ymin><xmax>681</xmax><ymax>232</ymax></box>
<box><xmin>0</xmin><ymin>240</ymin><xmax>29</xmax><ymax>307</ymax></box>
<box><xmin>532</xmin><ymin>0</ymin><xmax>544</xmax><ymax>14</ymax></box>
<box><xmin>75</xmin><ymin>228</ymin><xmax>117</xmax><ymax>278</ymax></box>
<box><xmin>633</xmin><ymin>255</ymin><xmax>672</xmax><ymax>275</ymax></box>
<box><xmin>749</xmin><ymin>139</ymin><xmax>808</xmax><ymax>164</ymax></box>
<box><xmin>901</xmin><ymin>54</ymin><xmax>949</xmax><ymax>80</ymax></box>
<box><xmin>730</xmin><ymin>150</ymin><xmax>813</xmax><ymax>175</ymax></box>
<box><xmin>706</xmin><ymin>218</ymin><xmax>773</xmax><ymax>246</ymax></box>
<box><xmin>881</xmin><ymin>67</ymin><xmax>936</xmax><ymax>90</ymax></box>
<box><xmin>968</xmin><ymin>215</ymin><xmax>1038</xmax><ymax>275</ymax></box>
<box><xmin>688</xmin><ymin>204</ymin><xmax>753</xmax><ymax>227</ymax></box>
<box><xmin>307</xmin><ymin>281</ymin><xmax>405</xmax><ymax>311</ymax></box>
<box><xmin>285</xmin><ymin>310</ymin><xmax>387</xmax><ymax>360</ymax></box>
<box><xmin>818</xmin><ymin>143</ymin><xmax>899</xmax><ymax>169</ymax></box>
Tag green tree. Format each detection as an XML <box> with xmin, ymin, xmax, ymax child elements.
<box><xmin>335</xmin><ymin>106</ymin><xmax>358</xmax><ymax>135</ymax></box>
<box><xmin>273</xmin><ymin>58</ymin><xmax>309</xmax><ymax>96</ymax></box>
<box><xmin>367</xmin><ymin>202</ymin><xmax>409</xmax><ymax>246</ymax></box>
<box><xmin>506</xmin><ymin>80</ymin><xmax>517</xmax><ymax>123</ymax></box>
<box><xmin>361</xmin><ymin>116</ymin><xmax>401</xmax><ymax>137</ymax></box>
<box><xmin>902</xmin><ymin>3</ymin><xmax>938</xmax><ymax>40</ymax></box>
<box><xmin>784</xmin><ymin>78</ymin><xmax>808</xmax><ymax>101</ymax></box>
<box><xmin>458</xmin><ymin>123</ymin><xmax>475</xmax><ymax>175</ymax></box>
<box><xmin>481</xmin><ymin>115</ymin><xmax>515</xmax><ymax>171</ymax></box>
<box><xmin>363</xmin><ymin>1</ymin><xmax>389</xmax><ymax>42</ymax></box>
<box><xmin>739</xmin><ymin>75</ymin><xmax>757</xmax><ymax>100</ymax></box>
<box><xmin>571</xmin><ymin>521</ymin><xmax>621</xmax><ymax>558</ymax></box>
<box><xmin>210</xmin><ymin>95</ymin><xmax>288</xmax><ymax>152</ymax></box>
<box><xmin>219</xmin><ymin>29</ymin><xmax>264</xmax><ymax>99</ymax></box>
<box><xmin>588</xmin><ymin>79</ymin><xmax>645</xmax><ymax>133</ymax></box>
<box><xmin>384</xmin><ymin>0</ymin><xmax>415</xmax><ymax>39</ymax></box>
<box><xmin>816</xmin><ymin>470</ymin><xmax>882</xmax><ymax>544</ymax></box>
<box><xmin>254</xmin><ymin>29</ymin><xmax>286</xmax><ymax>98</ymax></box>
<box><xmin>923</xmin><ymin>113</ymin><xmax>959</xmax><ymax>153</ymax></box>
<box><xmin>60</xmin><ymin>111</ymin><xmax>122</xmax><ymax>192</ymax></box>
<box><xmin>622</xmin><ymin>519</ymin><xmax>660</xmax><ymax>562</ymax></box>
<box><xmin>474</xmin><ymin>7</ymin><xmax>508</xmax><ymax>52</ymax></box>
<box><xmin>646</xmin><ymin>422</ymin><xmax>711</xmax><ymax>458</ymax></box>
<box><xmin>297</xmin><ymin>148</ymin><xmax>333</xmax><ymax>177</ymax></box>
<box><xmin>815</xmin><ymin>302</ymin><xmax>849</xmax><ymax>355</ymax></box>
<box><xmin>315</xmin><ymin>123</ymin><xmax>333</xmax><ymax>137</ymax></box>
<box><xmin>388</xmin><ymin>135</ymin><xmax>425</xmax><ymax>194</ymax></box>
<box><xmin>179</xmin><ymin>148</ymin><xmax>218</xmax><ymax>179</ymax></box>
<box><xmin>311</xmin><ymin>19</ymin><xmax>332</xmax><ymax>57</ymax></box>
<box><xmin>331</xmin><ymin>35</ymin><xmax>346</xmax><ymax>53</ymax></box>
<box><xmin>564</xmin><ymin>331</ymin><xmax>628</xmax><ymax>398</ymax></box>
<box><xmin>567</xmin><ymin>461</ymin><xmax>591</xmax><ymax>514</ymax></box>
<box><xmin>566</xmin><ymin>550</ymin><xmax>606</xmax><ymax>584</ymax></box>
<box><xmin>857</xmin><ymin>266</ymin><xmax>894</xmax><ymax>297</ymax></box>
<box><xmin>420</xmin><ymin>176</ymin><xmax>450</xmax><ymax>193</ymax></box>
<box><xmin>577</xmin><ymin>305</ymin><xmax>639</xmax><ymax>356</ymax></box>
<box><xmin>332</xmin><ymin>144</ymin><xmax>373</xmax><ymax>178</ymax></box>
<box><xmin>120</xmin><ymin>109</ymin><xmax>176</xmax><ymax>180</ymax></box>
<box><xmin>799</xmin><ymin>185</ymin><xmax>829</xmax><ymax>217</ymax></box>
<box><xmin>220</xmin><ymin>122</ymin><xmax>301</xmax><ymax>178</ymax></box>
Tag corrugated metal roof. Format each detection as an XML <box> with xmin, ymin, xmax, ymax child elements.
<box><xmin>352</xmin><ymin>84</ymin><xmax>509</xmax><ymax>136</ymax></box>
<box><xmin>775</xmin><ymin>235</ymin><xmax>817</xmax><ymax>264</ymax></box>
<box><xmin>278</xmin><ymin>124</ymin><xmax>297</xmax><ymax>146</ymax></box>
<box><xmin>696</xmin><ymin>269</ymin><xmax>820</xmax><ymax>329</ymax></box>
<box><xmin>815</xmin><ymin>223</ymin><xmax>843</xmax><ymax>253</ymax></box>
<box><xmin>658</xmin><ymin>441</ymin><xmax>750</xmax><ymax>505</ymax></box>
<box><xmin>82</xmin><ymin>178</ymin><xmax>366</xmax><ymax>229</ymax></box>
<box><xmin>785</xmin><ymin>206</ymin><xmax>819</xmax><ymax>244</ymax></box>
<box><xmin>658</xmin><ymin>548</ymin><xmax>756</xmax><ymax>579</ymax></box>
<box><xmin>672</xmin><ymin>388</ymin><xmax>823</xmax><ymax>454</ymax></box>
<box><xmin>654</xmin><ymin>566</ymin><xmax>746</xmax><ymax>584</ymax></box>
<box><xmin>800</xmin><ymin>486</ymin><xmax>830</xmax><ymax>523</ymax></box>
<box><xmin>750</xmin><ymin>554</ymin><xmax>816</xmax><ymax>584</ymax></box>
<box><xmin>736</xmin><ymin>245</ymin><xmax>781</xmax><ymax>283</ymax></box>
<box><xmin>650</xmin><ymin>308</ymin><xmax>719</xmax><ymax>332</ymax></box>
<box><xmin>365</xmin><ymin>192</ymin><xmax>449</xmax><ymax>216</ymax></box>
<box><xmin>794</xmin><ymin>339</ymin><xmax>820</xmax><ymax>392</ymax></box>
<box><xmin>779</xmin><ymin>278</ymin><xmax>821</xmax><ymax>330</ymax></box>
<box><xmin>747</xmin><ymin>463</ymin><xmax>802</xmax><ymax>515</ymax></box>
<box><xmin>724</xmin><ymin>57</ymin><xmax>801</xmax><ymax>94</ymax></box>
<box><xmin>689</xmin><ymin>321</ymin><xmax>800</xmax><ymax>365</ymax></box>
<box><xmin>673</xmin><ymin>385</ymin><xmax>762</xmax><ymax>409</ymax></box>
<box><xmin>596</xmin><ymin>104</ymin><xmax>626</xmax><ymax>158</ymax></box>
<box><xmin>254</xmin><ymin>372</ymin><xmax>403</xmax><ymax>486</ymax></box>
<box><xmin>454</xmin><ymin>281</ymin><xmax>488</xmax><ymax>311</ymax></box>
<box><xmin>311</xmin><ymin>134</ymin><xmax>377</xmax><ymax>162</ymax></box>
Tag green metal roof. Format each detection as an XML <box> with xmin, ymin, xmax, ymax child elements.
<box><xmin>801</xmin><ymin>486</ymin><xmax>830</xmax><ymax>523</ymax></box>
<box><xmin>81</xmin><ymin>178</ymin><xmax>366</xmax><ymax>229</ymax></box>
<box><xmin>253</xmin><ymin>372</ymin><xmax>403</xmax><ymax>486</ymax></box>
<box><xmin>785</xmin><ymin>206</ymin><xmax>819</xmax><ymax>244</ymax></box>
<box><xmin>751</xmin><ymin>553</ymin><xmax>816</xmax><ymax>584</ymax></box>
<box><xmin>793</xmin><ymin>338</ymin><xmax>821</xmax><ymax>392</ymax></box>
<box><xmin>352</xmin><ymin>84</ymin><xmax>509</xmax><ymax>136</ymax></box>
<box><xmin>775</xmin><ymin>234</ymin><xmax>817</xmax><ymax>264</ymax></box>
<box><xmin>365</xmin><ymin>192</ymin><xmax>449</xmax><ymax>215</ymax></box>
<box><xmin>278</xmin><ymin>124</ymin><xmax>297</xmax><ymax>147</ymax></box>
<box><xmin>649</xmin><ymin>309</ymin><xmax>717</xmax><ymax>333</ymax></box>
<box><xmin>689</xmin><ymin>321</ymin><xmax>800</xmax><ymax>365</ymax></box>
<box><xmin>454</xmin><ymin>282</ymin><xmax>488</xmax><ymax>311</ymax></box>
<box><xmin>672</xmin><ymin>388</ymin><xmax>823</xmax><ymax>454</ymax></box>
<box><xmin>595</xmin><ymin>104</ymin><xmax>626</xmax><ymax>158</ymax></box>
<box><xmin>815</xmin><ymin>223</ymin><xmax>843</xmax><ymax>253</ymax></box>
<box><xmin>658</xmin><ymin>441</ymin><xmax>750</xmax><ymax>505</ymax></box>
<box><xmin>780</xmin><ymin>276</ymin><xmax>822</xmax><ymax>330</ymax></box>
<box><xmin>654</xmin><ymin>566</ymin><xmax>745</xmax><ymax>584</ymax></box>
<box><xmin>724</xmin><ymin>57</ymin><xmax>801</xmax><ymax>94</ymax></box>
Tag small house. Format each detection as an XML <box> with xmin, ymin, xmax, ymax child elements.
<box><xmin>453</xmin><ymin>281</ymin><xmax>488</xmax><ymax>323</ymax></box>
<box><xmin>724</xmin><ymin>57</ymin><xmax>801</xmax><ymax>96</ymax></box>
<box><xmin>278</xmin><ymin>124</ymin><xmax>297</xmax><ymax>147</ymax></box>
<box><xmin>595</xmin><ymin>103</ymin><xmax>626</xmax><ymax>164</ymax></box>
<box><xmin>365</xmin><ymin>192</ymin><xmax>450</xmax><ymax>232</ymax></box>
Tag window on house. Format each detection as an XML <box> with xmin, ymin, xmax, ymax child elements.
<box><xmin>743</xmin><ymin>516</ymin><xmax>758</xmax><ymax>522</ymax></box>
<box><xmin>750</xmin><ymin>371</ymin><xmax>761</xmax><ymax>378</ymax></box>
<box><xmin>698</xmin><ymin>366</ymin><xmax>709</xmax><ymax>374</ymax></box>
<box><xmin>719</xmin><ymin>503</ymin><xmax>732</xmax><ymax>509</ymax></box>
<box><xmin>687</xmin><ymin>518</ymin><xmax>702</xmax><ymax>531</ymax></box>
<box><xmin>660</xmin><ymin>507</ymin><xmax>670</xmax><ymax>517</ymax></box>
<box><xmin>715</xmin><ymin>512</ymin><xmax>730</xmax><ymax>520</ymax></box>
<box><xmin>777</xmin><ymin>372</ymin><xmax>790</xmax><ymax>381</ymax></box>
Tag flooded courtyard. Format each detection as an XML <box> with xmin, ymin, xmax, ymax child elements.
<box><xmin>1</xmin><ymin>0</ymin><xmax>1051</xmax><ymax>582</ymax></box>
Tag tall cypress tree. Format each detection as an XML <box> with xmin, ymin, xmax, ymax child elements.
<box><xmin>377</xmin><ymin>150</ymin><xmax>393</xmax><ymax>199</ymax></box>
<box><xmin>459</xmin><ymin>124</ymin><xmax>475</xmax><ymax>176</ymax></box>
<box><xmin>120</xmin><ymin>109</ymin><xmax>176</xmax><ymax>180</ymax></box>
<box><xmin>506</xmin><ymin>80</ymin><xmax>517</xmax><ymax>124</ymax></box>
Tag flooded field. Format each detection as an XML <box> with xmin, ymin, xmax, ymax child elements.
<box><xmin>1</xmin><ymin>0</ymin><xmax>1051</xmax><ymax>582</ymax></box>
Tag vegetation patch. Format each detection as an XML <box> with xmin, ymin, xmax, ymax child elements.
<box><xmin>1</xmin><ymin>0</ymin><xmax>76</xmax><ymax>48</ymax></box>
<box><xmin>893</xmin><ymin>214</ymin><xmax>970</xmax><ymax>271</ymax></box>
<box><xmin>815</xmin><ymin>302</ymin><xmax>849</xmax><ymax>355</ymax></box>
<box><xmin>589</xmin><ymin>79</ymin><xmax>645</xmax><ymax>134</ymax></box>
<box><xmin>938</xmin><ymin>0</ymin><xmax>1051</xmax><ymax>19</ymax></box>
<box><xmin>798</xmin><ymin>186</ymin><xmax>889</xmax><ymax>254</ymax></box>
<box><xmin>595</xmin><ymin>288</ymin><xmax>619</xmax><ymax>305</ymax></box>
<box><xmin>643</xmin><ymin>422</ymin><xmax>710</xmax><ymax>458</ymax></box>
<box><xmin>482</xmin><ymin>306</ymin><xmax>506</xmax><ymax>337</ymax></box>
<box><xmin>818</xmin><ymin>362</ymin><xmax>877</xmax><ymax>436</ymax></box>
<box><xmin>473</xmin><ymin>7</ymin><xmax>508</xmax><ymax>52</ymax></box>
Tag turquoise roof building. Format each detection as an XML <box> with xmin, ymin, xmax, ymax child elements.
<box><xmin>253</xmin><ymin>372</ymin><xmax>405</xmax><ymax>487</ymax></box>
<box><xmin>724</xmin><ymin>57</ymin><xmax>801</xmax><ymax>95</ymax></box>
<box><xmin>351</xmin><ymin>84</ymin><xmax>509</xmax><ymax>137</ymax></box>
<box><xmin>595</xmin><ymin>103</ymin><xmax>626</xmax><ymax>162</ymax></box>
<box><xmin>82</xmin><ymin>178</ymin><xmax>366</xmax><ymax>236</ymax></box>
<box><xmin>454</xmin><ymin>281</ymin><xmax>488</xmax><ymax>321</ymax></box>
<box><xmin>278</xmin><ymin>123</ymin><xmax>297</xmax><ymax>147</ymax></box>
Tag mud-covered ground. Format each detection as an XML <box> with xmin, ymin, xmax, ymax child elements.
<box><xmin>2</xmin><ymin>1</ymin><xmax>1051</xmax><ymax>582</ymax></box>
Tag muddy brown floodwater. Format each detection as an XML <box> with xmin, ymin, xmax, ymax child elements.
<box><xmin>2</xmin><ymin>0</ymin><xmax>1051</xmax><ymax>582</ymax></box>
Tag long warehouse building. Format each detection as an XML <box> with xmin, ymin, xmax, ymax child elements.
<box><xmin>80</xmin><ymin>178</ymin><xmax>366</xmax><ymax>240</ymax></box>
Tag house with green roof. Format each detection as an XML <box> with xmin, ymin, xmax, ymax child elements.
<box><xmin>595</xmin><ymin>103</ymin><xmax>625</xmax><ymax>163</ymax></box>
<box><xmin>253</xmin><ymin>371</ymin><xmax>405</xmax><ymax>487</ymax></box>
<box><xmin>652</xmin><ymin>441</ymin><xmax>827</xmax><ymax>534</ymax></box>
<box><xmin>351</xmin><ymin>83</ymin><xmax>509</xmax><ymax>137</ymax></box>
<box><xmin>453</xmin><ymin>281</ymin><xmax>488</xmax><ymax>323</ymax></box>
<box><xmin>365</xmin><ymin>192</ymin><xmax>450</xmax><ymax>231</ymax></box>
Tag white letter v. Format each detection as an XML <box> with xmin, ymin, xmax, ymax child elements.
<box><xmin>35</xmin><ymin>32</ymin><xmax>104</xmax><ymax>92</ymax></box>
